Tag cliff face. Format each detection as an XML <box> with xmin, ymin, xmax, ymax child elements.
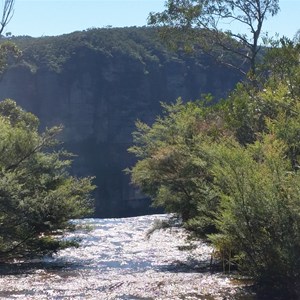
<box><xmin>0</xmin><ymin>28</ymin><xmax>241</xmax><ymax>217</ymax></box>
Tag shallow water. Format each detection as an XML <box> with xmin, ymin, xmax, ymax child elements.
<box><xmin>0</xmin><ymin>215</ymin><xmax>253</xmax><ymax>299</ymax></box>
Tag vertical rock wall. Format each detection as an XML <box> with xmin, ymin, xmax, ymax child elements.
<box><xmin>0</xmin><ymin>30</ymin><xmax>241</xmax><ymax>216</ymax></box>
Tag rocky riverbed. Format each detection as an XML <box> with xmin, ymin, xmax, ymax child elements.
<box><xmin>0</xmin><ymin>215</ymin><xmax>254</xmax><ymax>299</ymax></box>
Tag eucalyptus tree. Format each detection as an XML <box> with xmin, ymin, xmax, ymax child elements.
<box><xmin>0</xmin><ymin>0</ymin><xmax>14</xmax><ymax>35</ymax></box>
<box><xmin>0</xmin><ymin>0</ymin><xmax>20</xmax><ymax>74</ymax></box>
<box><xmin>149</xmin><ymin>0</ymin><xmax>280</xmax><ymax>76</ymax></box>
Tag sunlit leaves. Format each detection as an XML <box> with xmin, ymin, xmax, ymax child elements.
<box><xmin>0</xmin><ymin>42</ymin><xmax>21</xmax><ymax>74</ymax></box>
<box><xmin>128</xmin><ymin>98</ymin><xmax>224</xmax><ymax>234</ymax></box>
<box><xmin>149</xmin><ymin>0</ymin><xmax>279</xmax><ymax>75</ymax></box>
<box><xmin>211</xmin><ymin>135</ymin><xmax>300</xmax><ymax>291</ymax></box>
<box><xmin>0</xmin><ymin>100</ymin><xmax>95</xmax><ymax>259</ymax></box>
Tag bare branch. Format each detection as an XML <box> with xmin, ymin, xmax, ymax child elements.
<box><xmin>149</xmin><ymin>0</ymin><xmax>280</xmax><ymax>76</ymax></box>
<box><xmin>0</xmin><ymin>0</ymin><xmax>15</xmax><ymax>35</ymax></box>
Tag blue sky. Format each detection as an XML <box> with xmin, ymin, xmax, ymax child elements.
<box><xmin>5</xmin><ymin>0</ymin><xmax>300</xmax><ymax>39</ymax></box>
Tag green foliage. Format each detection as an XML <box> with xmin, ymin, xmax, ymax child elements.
<box><xmin>225</xmin><ymin>39</ymin><xmax>300</xmax><ymax>167</ymax></box>
<box><xmin>9</xmin><ymin>27</ymin><xmax>175</xmax><ymax>73</ymax></box>
<box><xmin>211</xmin><ymin>41</ymin><xmax>300</xmax><ymax>294</ymax></box>
<box><xmin>128</xmin><ymin>33</ymin><xmax>300</xmax><ymax>296</ymax></box>
<box><xmin>0</xmin><ymin>99</ymin><xmax>95</xmax><ymax>260</ymax></box>
<box><xmin>262</xmin><ymin>37</ymin><xmax>300</xmax><ymax>100</ymax></box>
<box><xmin>148</xmin><ymin>0</ymin><xmax>279</xmax><ymax>75</ymax></box>
<box><xmin>128</xmin><ymin>98</ymin><xmax>226</xmax><ymax>235</ymax></box>
<box><xmin>0</xmin><ymin>41</ymin><xmax>21</xmax><ymax>74</ymax></box>
<box><xmin>210</xmin><ymin>135</ymin><xmax>300</xmax><ymax>295</ymax></box>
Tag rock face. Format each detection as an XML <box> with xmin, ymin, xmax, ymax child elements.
<box><xmin>0</xmin><ymin>28</ymin><xmax>241</xmax><ymax>217</ymax></box>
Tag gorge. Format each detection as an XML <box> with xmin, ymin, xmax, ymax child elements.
<box><xmin>0</xmin><ymin>27</ymin><xmax>241</xmax><ymax>217</ymax></box>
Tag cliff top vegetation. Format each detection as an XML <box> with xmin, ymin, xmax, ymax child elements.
<box><xmin>6</xmin><ymin>27</ymin><xmax>176</xmax><ymax>73</ymax></box>
<box><xmin>3</xmin><ymin>27</ymin><xmax>243</xmax><ymax>74</ymax></box>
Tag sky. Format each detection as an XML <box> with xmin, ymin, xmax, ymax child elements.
<box><xmin>4</xmin><ymin>0</ymin><xmax>300</xmax><ymax>39</ymax></box>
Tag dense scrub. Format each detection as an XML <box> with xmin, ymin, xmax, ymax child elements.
<box><xmin>4</xmin><ymin>26</ymin><xmax>243</xmax><ymax>79</ymax></box>
<box><xmin>128</xmin><ymin>39</ymin><xmax>300</xmax><ymax>297</ymax></box>
<box><xmin>0</xmin><ymin>99</ymin><xmax>95</xmax><ymax>260</ymax></box>
<box><xmin>8</xmin><ymin>27</ymin><xmax>177</xmax><ymax>73</ymax></box>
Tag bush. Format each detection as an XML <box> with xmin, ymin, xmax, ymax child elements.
<box><xmin>210</xmin><ymin>135</ymin><xmax>300</xmax><ymax>296</ymax></box>
<box><xmin>0</xmin><ymin>99</ymin><xmax>95</xmax><ymax>260</ymax></box>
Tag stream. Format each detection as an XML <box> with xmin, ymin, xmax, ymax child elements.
<box><xmin>0</xmin><ymin>215</ymin><xmax>254</xmax><ymax>299</ymax></box>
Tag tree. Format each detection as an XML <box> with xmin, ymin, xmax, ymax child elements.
<box><xmin>0</xmin><ymin>99</ymin><xmax>95</xmax><ymax>260</ymax></box>
<box><xmin>262</xmin><ymin>37</ymin><xmax>300</xmax><ymax>100</ymax></box>
<box><xmin>0</xmin><ymin>41</ymin><xmax>20</xmax><ymax>75</ymax></box>
<box><xmin>0</xmin><ymin>3</ymin><xmax>95</xmax><ymax>260</ymax></box>
<box><xmin>148</xmin><ymin>0</ymin><xmax>279</xmax><ymax>76</ymax></box>
<box><xmin>0</xmin><ymin>0</ymin><xmax>14</xmax><ymax>36</ymax></box>
<box><xmin>0</xmin><ymin>0</ymin><xmax>20</xmax><ymax>75</ymax></box>
<box><xmin>225</xmin><ymin>38</ymin><xmax>300</xmax><ymax>165</ymax></box>
<box><xmin>128</xmin><ymin>32</ymin><xmax>300</xmax><ymax>295</ymax></box>
<box><xmin>293</xmin><ymin>29</ymin><xmax>300</xmax><ymax>44</ymax></box>
<box><xmin>210</xmin><ymin>134</ymin><xmax>300</xmax><ymax>298</ymax></box>
<box><xmin>127</xmin><ymin>99</ymin><xmax>227</xmax><ymax>235</ymax></box>
<box><xmin>128</xmin><ymin>77</ymin><xmax>300</xmax><ymax>295</ymax></box>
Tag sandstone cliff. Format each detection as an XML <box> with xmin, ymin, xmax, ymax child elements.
<box><xmin>0</xmin><ymin>28</ymin><xmax>241</xmax><ymax>217</ymax></box>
